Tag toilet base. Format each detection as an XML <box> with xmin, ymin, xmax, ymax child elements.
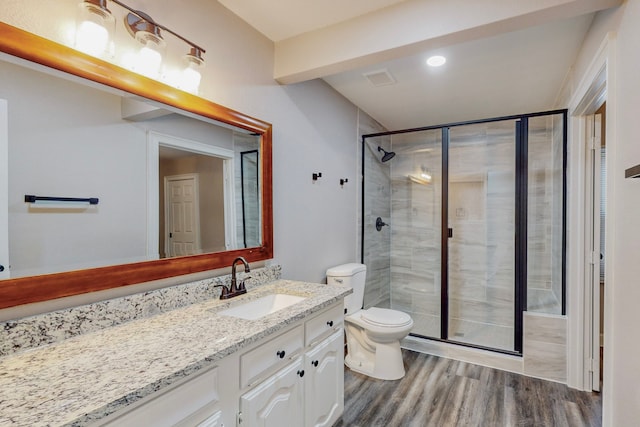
<box><xmin>345</xmin><ymin>340</ymin><xmax>406</xmax><ymax>380</ymax></box>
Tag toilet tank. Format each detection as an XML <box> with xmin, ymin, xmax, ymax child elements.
<box><xmin>326</xmin><ymin>263</ymin><xmax>366</xmax><ymax>315</ymax></box>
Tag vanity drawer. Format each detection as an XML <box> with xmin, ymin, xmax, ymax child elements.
<box><xmin>240</xmin><ymin>325</ymin><xmax>303</xmax><ymax>388</ymax></box>
<box><xmin>100</xmin><ymin>367</ymin><xmax>219</xmax><ymax>427</ymax></box>
<box><xmin>305</xmin><ymin>303</ymin><xmax>344</xmax><ymax>346</ymax></box>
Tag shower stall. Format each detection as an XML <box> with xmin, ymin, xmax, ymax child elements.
<box><xmin>361</xmin><ymin>110</ymin><xmax>566</xmax><ymax>354</ymax></box>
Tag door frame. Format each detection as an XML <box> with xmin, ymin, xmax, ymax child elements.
<box><xmin>147</xmin><ymin>131</ymin><xmax>236</xmax><ymax>259</ymax></box>
<box><xmin>566</xmin><ymin>32</ymin><xmax>615</xmax><ymax>417</ymax></box>
<box><xmin>584</xmin><ymin>112</ymin><xmax>603</xmax><ymax>392</ymax></box>
<box><xmin>164</xmin><ymin>173</ymin><xmax>201</xmax><ymax>257</ymax></box>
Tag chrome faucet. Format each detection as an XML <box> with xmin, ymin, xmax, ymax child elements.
<box><xmin>216</xmin><ymin>257</ymin><xmax>251</xmax><ymax>300</ymax></box>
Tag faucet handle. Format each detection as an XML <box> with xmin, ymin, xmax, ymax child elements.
<box><xmin>214</xmin><ymin>284</ymin><xmax>230</xmax><ymax>300</ymax></box>
<box><xmin>237</xmin><ymin>276</ymin><xmax>251</xmax><ymax>292</ymax></box>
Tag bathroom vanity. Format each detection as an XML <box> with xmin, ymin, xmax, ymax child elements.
<box><xmin>0</xmin><ymin>280</ymin><xmax>350</xmax><ymax>426</ymax></box>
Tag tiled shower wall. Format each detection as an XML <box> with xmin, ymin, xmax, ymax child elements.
<box><xmin>527</xmin><ymin>114</ymin><xmax>564</xmax><ymax>315</ymax></box>
<box><xmin>358</xmin><ymin>112</ymin><xmax>391</xmax><ymax>309</ymax></box>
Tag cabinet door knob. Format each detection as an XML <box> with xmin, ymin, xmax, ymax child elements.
<box><xmin>327</xmin><ymin>320</ymin><xmax>334</xmax><ymax>327</ymax></box>
<box><xmin>276</xmin><ymin>350</ymin><xmax>286</xmax><ymax>359</ymax></box>
<box><xmin>297</xmin><ymin>370</ymin><xmax>305</xmax><ymax>378</ymax></box>
<box><xmin>312</xmin><ymin>360</ymin><xmax>319</xmax><ymax>367</ymax></box>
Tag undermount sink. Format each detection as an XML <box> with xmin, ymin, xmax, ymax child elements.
<box><xmin>218</xmin><ymin>293</ymin><xmax>306</xmax><ymax>320</ymax></box>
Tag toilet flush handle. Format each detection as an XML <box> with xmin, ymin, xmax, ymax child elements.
<box><xmin>334</xmin><ymin>278</ymin><xmax>343</xmax><ymax>283</ymax></box>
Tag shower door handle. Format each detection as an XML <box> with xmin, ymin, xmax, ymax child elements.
<box><xmin>448</xmin><ymin>228</ymin><xmax>453</xmax><ymax>238</ymax></box>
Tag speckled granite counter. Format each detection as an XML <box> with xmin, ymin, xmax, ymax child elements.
<box><xmin>0</xmin><ymin>280</ymin><xmax>351</xmax><ymax>427</ymax></box>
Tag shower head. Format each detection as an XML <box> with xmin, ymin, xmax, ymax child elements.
<box><xmin>377</xmin><ymin>146</ymin><xmax>396</xmax><ymax>162</ymax></box>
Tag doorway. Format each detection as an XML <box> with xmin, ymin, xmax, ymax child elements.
<box><xmin>147</xmin><ymin>131</ymin><xmax>236</xmax><ymax>260</ymax></box>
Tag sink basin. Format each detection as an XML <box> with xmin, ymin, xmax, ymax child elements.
<box><xmin>218</xmin><ymin>293</ymin><xmax>306</xmax><ymax>320</ymax></box>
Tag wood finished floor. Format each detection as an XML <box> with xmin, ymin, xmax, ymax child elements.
<box><xmin>333</xmin><ymin>350</ymin><xmax>601</xmax><ymax>427</ymax></box>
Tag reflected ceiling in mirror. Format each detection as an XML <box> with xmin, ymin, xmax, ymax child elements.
<box><xmin>0</xmin><ymin>22</ymin><xmax>273</xmax><ymax>309</ymax></box>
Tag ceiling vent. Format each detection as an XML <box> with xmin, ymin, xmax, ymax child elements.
<box><xmin>363</xmin><ymin>69</ymin><xmax>396</xmax><ymax>87</ymax></box>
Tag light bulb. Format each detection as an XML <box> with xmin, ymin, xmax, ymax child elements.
<box><xmin>180</xmin><ymin>66</ymin><xmax>202</xmax><ymax>94</ymax></box>
<box><xmin>75</xmin><ymin>0</ymin><xmax>114</xmax><ymax>58</ymax></box>
<box><xmin>136</xmin><ymin>41</ymin><xmax>163</xmax><ymax>78</ymax></box>
<box><xmin>76</xmin><ymin>21</ymin><xmax>108</xmax><ymax>56</ymax></box>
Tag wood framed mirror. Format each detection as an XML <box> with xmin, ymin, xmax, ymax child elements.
<box><xmin>0</xmin><ymin>22</ymin><xmax>273</xmax><ymax>309</ymax></box>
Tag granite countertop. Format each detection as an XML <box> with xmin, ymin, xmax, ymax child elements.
<box><xmin>0</xmin><ymin>280</ymin><xmax>351</xmax><ymax>427</ymax></box>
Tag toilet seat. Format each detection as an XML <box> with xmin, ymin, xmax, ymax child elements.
<box><xmin>361</xmin><ymin>307</ymin><xmax>412</xmax><ymax>328</ymax></box>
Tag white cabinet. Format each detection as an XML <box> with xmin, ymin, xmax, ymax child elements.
<box><xmin>97</xmin><ymin>367</ymin><xmax>222</xmax><ymax>427</ymax></box>
<box><xmin>304</xmin><ymin>330</ymin><xmax>344</xmax><ymax>427</ymax></box>
<box><xmin>95</xmin><ymin>301</ymin><xmax>345</xmax><ymax>427</ymax></box>
<box><xmin>240</xmin><ymin>303</ymin><xmax>345</xmax><ymax>427</ymax></box>
<box><xmin>239</xmin><ymin>357</ymin><xmax>305</xmax><ymax>426</ymax></box>
<box><xmin>196</xmin><ymin>411</ymin><xmax>223</xmax><ymax>427</ymax></box>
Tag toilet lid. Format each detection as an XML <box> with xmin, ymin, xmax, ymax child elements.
<box><xmin>361</xmin><ymin>307</ymin><xmax>412</xmax><ymax>327</ymax></box>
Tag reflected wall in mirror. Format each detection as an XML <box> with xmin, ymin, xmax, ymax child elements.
<box><xmin>0</xmin><ymin>23</ymin><xmax>273</xmax><ymax>309</ymax></box>
<box><xmin>240</xmin><ymin>150</ymin><xmax>261</xmax><ymax>248</ymax></box>
<box><xmin>2</xmin><ymin>59</ymin><xmax>261</xmax><ymax>277</ymax></box>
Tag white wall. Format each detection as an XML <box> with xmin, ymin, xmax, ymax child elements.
<box><xmin>2</xmin><ymin>60</ymin><xmax>149</xmax><ymax>276</ymax></box>
<box><xmin>567</xmin><ymin>1</ymin><xmax>640</xmax><ymax>424</ymax></box>
<box><xmin>0</xmin><ymin>0</ymin><xmax>361</xmax><ymax>289</ymax></box>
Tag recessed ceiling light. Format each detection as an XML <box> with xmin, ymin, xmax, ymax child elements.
<box><xmin>426</xmin><ymin>55</ymin><xmax>446</xmax><ymax>67</ymax></box>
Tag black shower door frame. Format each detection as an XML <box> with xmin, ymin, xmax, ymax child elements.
<box><xmin>361</xmin><ymin>109</ymin><xmax>568</xmax><ymax>355</ymax></box>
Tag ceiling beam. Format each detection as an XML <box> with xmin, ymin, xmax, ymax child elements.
<box><xmin>274</xmin><ymin>0</ymin><xmax>622</xmax><ymax>84</ymax></box>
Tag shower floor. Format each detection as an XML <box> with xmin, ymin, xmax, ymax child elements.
<box><xmin>407</xmin><ymin>312</ymin><xmax>514</xmax><ymax>351</ymax></box>
<box><xmin>386</xmin><ymin>289</ymin><xmax>560</xmax><ymax>352</ymax></box>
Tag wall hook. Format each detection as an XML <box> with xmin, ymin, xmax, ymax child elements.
<box><xmin>312</xmin><ymin>172</ymin><xmax>322</xmax><ymax>181</ymax></box>
<box><xmin>340</xmin><ymin>178</ymin><xmax>349</xmax><ymax>186</ymax></box>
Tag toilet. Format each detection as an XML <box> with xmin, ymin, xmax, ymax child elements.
<box><xmin>326</xmin><ymin>263</ymin><xmax>413</xmax><ymax>380</ymax></box>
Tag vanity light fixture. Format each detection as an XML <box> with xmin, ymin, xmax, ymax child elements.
<box><xmin>180</xmin><ymin>47</ymin><xmax>205</xmax><ymax>94</ymax></box>
<box><xmin>74</xmin><ymin>0</ymin><xmax>206</xmax><ymax>92</ymax></box>
<box><xmin>426</xmin><ymin>55</ymin><xmax>446</xmax><ymax>67</ymax></box>
<box><xmin>124</xmin><ymin>10</ymin><xmax>166</xmax><ymax>78</ymax></box>
<box><xmin>75</xmin><ymin>0</ymin><xmax>115</xmax><ymax>58</ymax></box>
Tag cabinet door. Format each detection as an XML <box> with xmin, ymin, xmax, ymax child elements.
<box><xmin>240</xmin><ymin>357</ymin><xmax>304</xmax><ymax>427</ymax></box>
<box><xmin>304</xmin><ymin>330</ymin><xmax>344</xmax><ymax>427</ymax></box>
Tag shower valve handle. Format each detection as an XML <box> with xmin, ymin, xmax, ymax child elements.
<box><xmin>375</xmin><ymin>217</ymin><xmax>388</xmax><ymax>231</ymax></box>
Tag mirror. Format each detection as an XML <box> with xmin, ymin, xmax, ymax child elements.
<box><xmin>0</xmin><ymin>23</ymin><xmax>273</xmax><ymax>309</ymax></box>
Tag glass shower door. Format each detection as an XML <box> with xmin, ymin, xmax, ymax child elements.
<box><xmin>447</xmin><ymin>120</ymin><xmax>516</xmax><ymax>351</ymax></box>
